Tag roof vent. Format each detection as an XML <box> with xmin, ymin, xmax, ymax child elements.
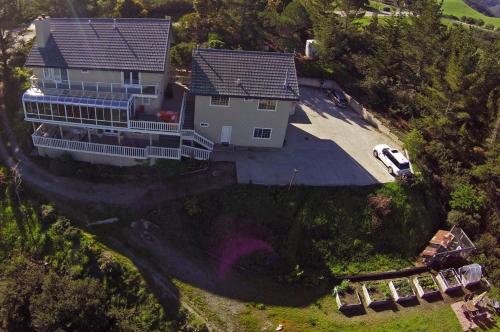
<box><xmin>113</xmin><ymin>18</ymin><xmax>117</xmax><ymax>29</ymax></box>
<box><xmin>236</xmin><ymin>78</ymin><xmax>242</xmax><ymax>86</ymax></box>
<box><xmin>88</xmin><ymin>19</ymin><xmax>92</xmax><ymax>25</ymax></box>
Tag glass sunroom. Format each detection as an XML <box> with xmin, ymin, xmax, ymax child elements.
<box><xmin>22</xmin><ymin>88</ymin><xmax>134</xmax><ymax>129</ymax></box>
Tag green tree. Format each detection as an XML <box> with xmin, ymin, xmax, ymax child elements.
<box><xmin>335</xmin><ymin>0</ymin><xmax>369</xmax><ymax>31</ymax></box>
<box><xmin>114</xmin><ymin>0</ymin><xmax>148</xmax><ymax>17</ymax></box>
<box><xmin>0</xmin><ymin>0</ymin><xmax>28</xmax><ymax>81</ymax></box>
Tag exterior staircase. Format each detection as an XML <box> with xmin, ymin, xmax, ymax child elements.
<box><xmin>179</xmin><ymin>93</ymin><xmax>213</xmax><ymax>160</ymax></box>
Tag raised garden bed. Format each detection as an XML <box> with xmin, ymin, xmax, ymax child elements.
<box><xmin>413</xmin><ymin>274</ymin><xmax>440</xmax><ymax>298</ymax></box>
<box><xmin>362</xmin><ymin>281</ymin><xmax>393</xmax><ymax>306</ymax></box>
<box><xmin>334</xmin><ymin>280</ymin><xmax>363</xmax><ymax>310</ymax></box>
<box><xmin>389</xmin><ymin>278</ymin><xmax>416</xmax><ymax>302</ymax></box>
<box><xmin>436</xmin><ymin>268</ymin><xmax>462</xmax><ymax>292</ymax></box>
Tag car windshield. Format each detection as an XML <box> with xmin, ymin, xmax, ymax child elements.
<box><xmin>336</xmin><ymin>91</ymin><xmax>347</xmax><ymax>102</ymax></box>
<box><xmin>399</xmin><ymin>162</ymin><xmax>410</xmax><ymax>170</ymax></box>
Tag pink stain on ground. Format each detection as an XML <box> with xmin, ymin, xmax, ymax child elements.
<box><xmin>218</xmin><ymin>236</ymin><xmax>274</xmax><ymax>278</ymax></box>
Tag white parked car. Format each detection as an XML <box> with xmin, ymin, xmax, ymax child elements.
<box><xmin>373</xmin><ymin>144</ymin><xmax>411</xmax><ymax>176</ymax></box>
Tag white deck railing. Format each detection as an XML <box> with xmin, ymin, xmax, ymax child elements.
<box><xmin>193</xmin><ymin>132</ymin><xmax>214</xmax><ymax>150</ymax></box>
<box><xmin>31</xmin><ymin>77</ymin><xmax>158</xmax><ymax>97</ymax></box>
<box><xmin>129</xmin><ymin>120</ymin><xmax>179</xmax><ymax>132</ymax></box>
<box><xmin>32</xmin><ymin>132</ymin><xmax>191</xmax><ymax>160</ymax></box>
<box><xmin>147</xmin><ymin>146</ymin><xmax>181</xmax><ymax>159</ymax></box>
<box><xmin>181</xmin><ymin>145</ymin><xmax>211</xmax><ymax>160</ymax></box>
<box><xmin>182</xmin><ymin>129</ymin><xmax>214</xmax><ymax>150</ymax></box>
<box><xmin>33</xmin><ymin>135</ymin><xmax>148</xmax><ymax>159</ymax></box>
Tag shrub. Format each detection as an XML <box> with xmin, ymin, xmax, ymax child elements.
<box><xmin>39</xmin><ymin>204</ymin><xmax>56</xmax><ymax>229</ymax></box>
<box><xmin>367</xmin><ymin>193</ymin><xmax>392</xmax><ymax>230</ymax></box>
<box><xmin>207</xmin><ymin>33</ymin><xmax>226</xmax><ymax>49</ymax></box>
<box><xmin>485</xmin><ymin>23</ymin><xmax>494</xmax><ymax>30</ymax></box>
<box><xmin>170</xmin><ymin>42</ymin><xmax>197</xmax><ymax>69</ymax></box>
<box><xmin>256</xmin><ymin>303</ymin><xmax>266</xmax><ymax>310</ymax></box>
<box><xmin>295</xmin><ymin>58</ymin><xmax>332</xmax><ymax>79</ymax></box>
<box><xmin>184</xmin><ymin>197</ymin><xmax>201</xmax><ymax>217</ymax></box>
<box><xmin>447</xmin><ymin>209</ymin><xmax>480</xmax><ymax>234</ymax></box>
<box><xmin>449</xmin><ymin>184</ymin><xmax>485</xmax><ymax>213</ymax></box>
<box><xmin>476</xmin><ymin>19</ymin><xmax>485</xmax><ymax>26</ymax></box>
<box><xmin>336</xmin><ymin>279</ymin><xmax>352</xmax><ymax>294</ymax></box>
<box><xmin>148</xmin><ymin>0</ymin><xmax>193</xmax><ymax>20</ymax></box>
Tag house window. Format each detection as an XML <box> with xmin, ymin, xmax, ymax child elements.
<box><xmin>142</xmin><ymin>97</ymin><xmax>150</xmax><ymax>105</ymax></box>
<box><xmin>244</xmin><ymin>98</ymin><xmax>253</xmax><ymax>102</ymax></box>
<box><xmin>123</xmin><ymin>71</ymin><xmax>140</xmax><ymax>85</ymax></box>
<box><xmin>43</xmin><ymin>68</ymin><xmax>68</xmax><ymax>82</ymax></box>
<box><xmin>200</xmin><ymin>122</ymin><xmax>209</xmax><ymax>127</ymax></box>
<box><xmin>210</xmin><ymin>96</ymin><xmax>230</xmax><ymax>106</ymax></box>
<box><xmin>81</xmin><ymin>69</ymin><xmax>89</xmax><ymax>74</ymax></box>
<box><xmin>253</xmin><ymin>128</ymin><xmax>272</xmax><ymax>139</ymax></box>
<box><xmin>258</xmin><ymin>99</ymin><xmax>277</xmax><ymax>111</ymax></box>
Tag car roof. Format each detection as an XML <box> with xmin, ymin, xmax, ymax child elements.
<box><xmin>390</xmin><ymin>150</ymin><xmax>409</xmax><ymax>163</ymax></box>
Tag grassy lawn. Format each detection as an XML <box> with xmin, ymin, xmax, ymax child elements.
<box><xmin>237</xmin><ymin>295</ymin><xmax>462</xmax><ymax>332</ymax></box>
<box><xmin>442</xmin><ymin>0</ymin><xmax>500</xmax><ymax>27</ymax></box>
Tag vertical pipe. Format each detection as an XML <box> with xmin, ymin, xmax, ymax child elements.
<box><xmin>59</xmin><ymin>125</ymin><xmax>63</xmax><ymax>139</ymax></box>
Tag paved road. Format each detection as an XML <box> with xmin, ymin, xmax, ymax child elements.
<box><xmin>213</xmin><ymin>86</ymin><xmax>402</xmax><ymax>186</ymax></box>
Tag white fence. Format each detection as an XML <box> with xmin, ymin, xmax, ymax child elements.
<box><xmin>147</xmin><ymin>146</ymin><xmax>181</xmax><ymax>160</ymax></box>
<box><xmin>33</xmin><ymin>134</ymin><xmax>210</xmax><ymax>161</ymax></box>
<box><xmin>129</xmin><ymin>120</ymin><xmax>179</xmax><ymax>132</ymax></box>
<box><xmin>33</xmin><ymin>135</ymin><xmax>147</xmax><ymax>159</ymax></box>
<box><xmin>181</xmin><ymin>145</ymin><xmax>211</xmax><ymax>160</ymax></box>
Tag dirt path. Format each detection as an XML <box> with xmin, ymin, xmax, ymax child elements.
<box><xmin>0</xmin><ymin>95</ymin><xmax>236</xmax><ymax>209</ymax></box>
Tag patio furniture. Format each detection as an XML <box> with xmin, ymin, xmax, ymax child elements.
<box><xmin>157</xmin><ymin>111</ymin><xmax>178</xmax><ymax>123</ymax></box>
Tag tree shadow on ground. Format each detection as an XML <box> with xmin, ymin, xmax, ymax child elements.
<box><xmin>298</xmin><ymin>86</ymin><xmax>372</xmax><ymax>130</ymax></box>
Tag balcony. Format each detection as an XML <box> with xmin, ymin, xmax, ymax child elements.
<box><xmin>31</xmin><ymin>76</ymin><xmax>159</xmax><ymax>97</ymax></box>
<box><xmin>129</xmin><ymin>83</ymin><xmax>188</xmax><ymax>133</ymax></box>
<box><xmin>24</xmin><ymin>81</ymin><xmax>189</xmax><ymax>135</ymax></box>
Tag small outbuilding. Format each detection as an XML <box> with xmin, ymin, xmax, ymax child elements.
<box><xmin>420</xmin><ymin>226</ymin><xmax>475</xmax><ymax>265</ymax></box>
<box><xmin>458</xmin><ymin>263</ymin><xmax>483</xmax><ymax>287</ymax></box>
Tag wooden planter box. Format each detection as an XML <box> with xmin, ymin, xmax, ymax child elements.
<box><xmin>413</xmin><ymin>275</ymin><xmax>440</xmax><ymax>298</ymax></box>
<box><xmin>436</xmin><ymin>269</ymin><xmax>462</xmax><ymax>293</ymax></box>
<box><xmin>362</xmin><ymin>281</ymin><xmax>393</xmax><ymax>307</ymax></box>
<box><xmin>389</xmin><ymin>278</ymin><xmax>417</xmax><ymax>302</ymax></box>
<box><xmin>334</xmin><ymin>286</ymin><xmax>363</xmax><ymax>310</ymax></box>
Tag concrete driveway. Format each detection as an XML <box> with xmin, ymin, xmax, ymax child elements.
<box><xmin>212</xmin><ymin>86</ymin><xmax>401</xmax><ymax>186</ymax></box>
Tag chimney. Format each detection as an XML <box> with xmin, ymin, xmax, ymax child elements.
<box><xmin>34</xmin><ymin>17</ymin><xmax>51</xmax><ymax>48</ymax></box>
<box><xmin>283</xmin><ymin>69</ymin><xmax>290</xmax><ymax>91</ymax></box>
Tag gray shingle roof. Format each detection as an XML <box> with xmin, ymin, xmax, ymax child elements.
<box><xmin>191</xmin><ymin>49</ymin><xmax>299</xmax><ymax>101</ymax></box>
<box><xmin>26</xmin><ymin>18</ymin><xmax>170</xmax><ymax>72</ymax></box>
